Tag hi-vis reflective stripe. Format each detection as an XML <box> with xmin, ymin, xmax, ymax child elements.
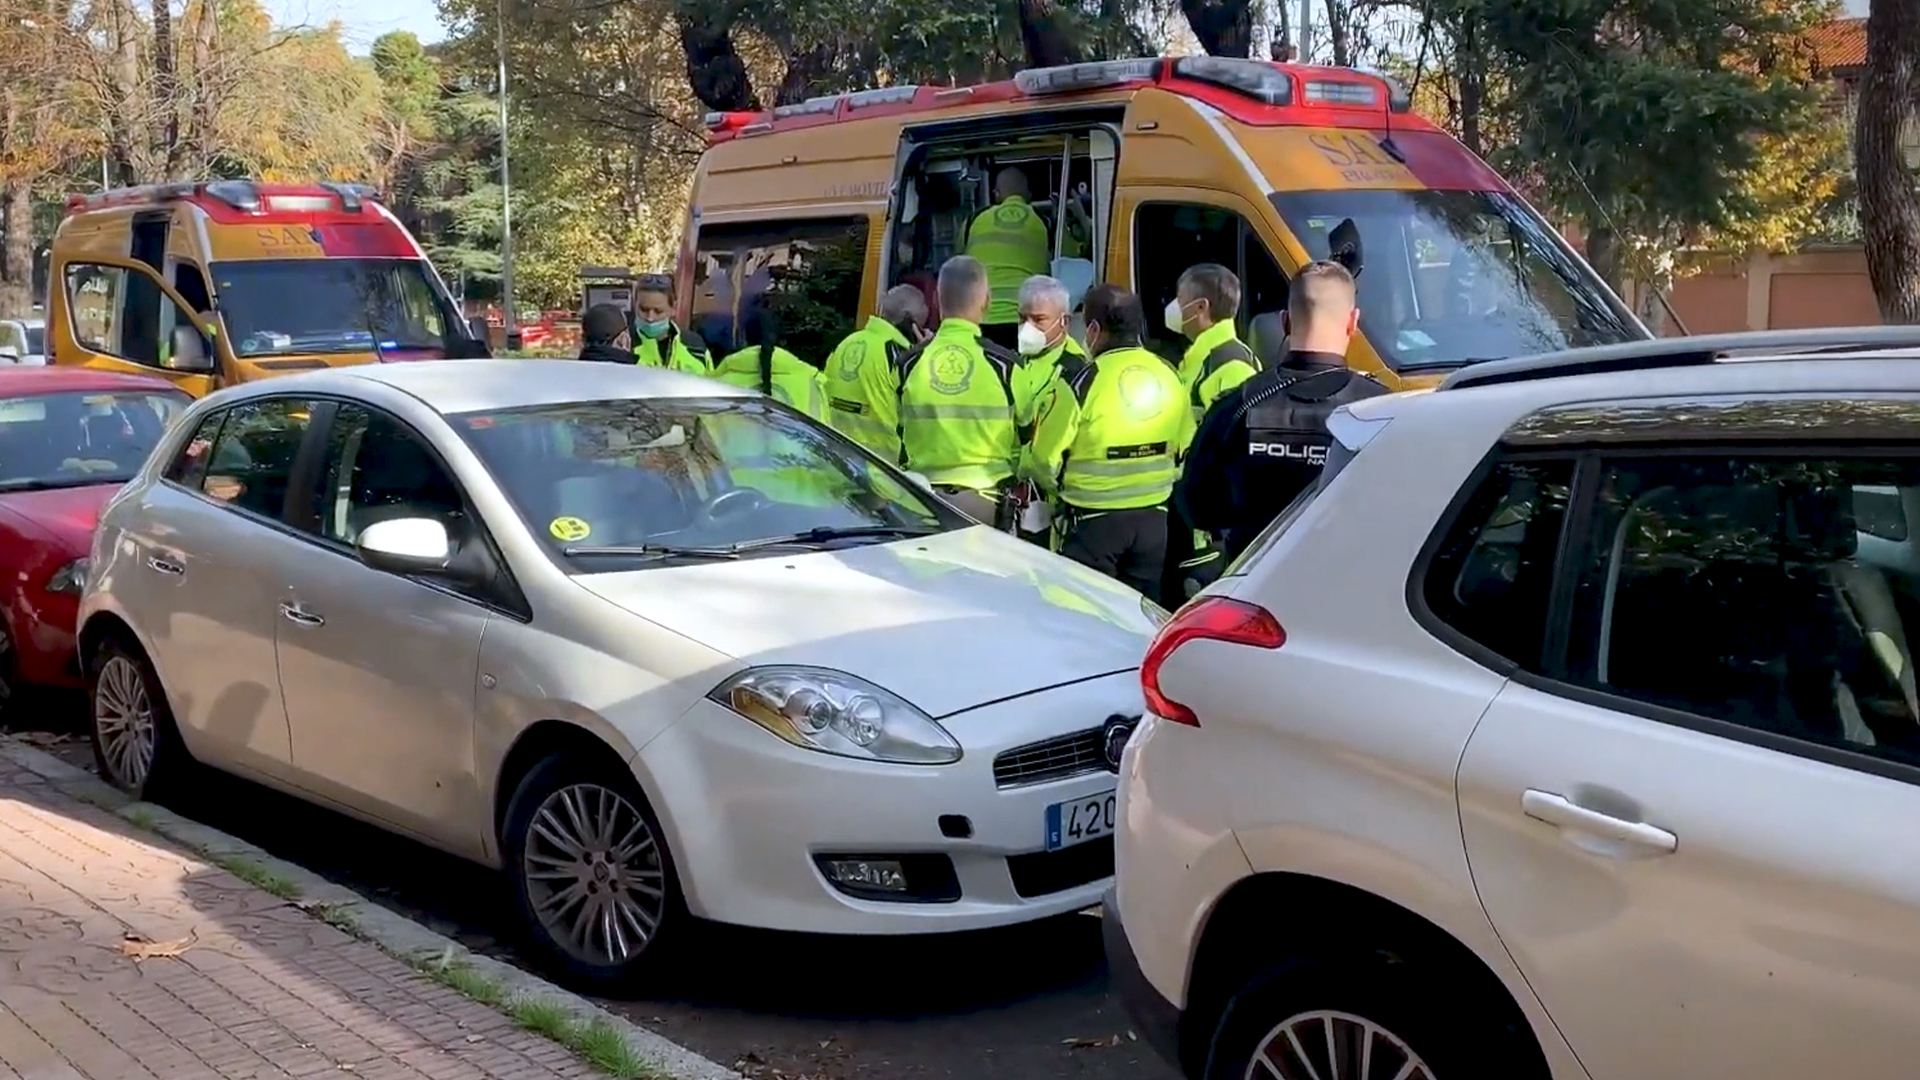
<box><xmin>1063</xmin><ymin>455</ymin><xmax>1177</xmax><ymax>506</ymax></box>
<box><xmin>1068</xmin><ymin>457</ymin><xmax>1175</xmax><ymax>477</ymax></box>
<box><xmin>921</xmin><ymin>463</ymin><xmax>1012</xmax><ymax>488</ymax></box>
<box><xmin>833</xmin><ymin>409</ymin><xmax>894</xmax><ymax>444</ymax></box>
<box><xmin>901</xmin><ymin>404</ymin><xmax>1012</xmax><ymax>421</ymax></box>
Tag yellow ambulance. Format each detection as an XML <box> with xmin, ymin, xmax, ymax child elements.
<box><xmin>50</xmin><ymin>180</ymin><xmax>487</xmax><ymax>397</ymax></box>
<box><xmin>679</xmin><ymin>56</ymin><xmax>1649</xmax><ymax>389</ymax></box>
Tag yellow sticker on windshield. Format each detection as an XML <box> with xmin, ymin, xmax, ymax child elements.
<box><xmin>549</xmin><ymin>516</ymin><xmax>591</xmax><ymax>542</ymax></box>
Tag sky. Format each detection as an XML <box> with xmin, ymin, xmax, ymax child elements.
<box><xmin>267</xmin><ymin>0</ymin><xmax>446</xmax><ymax>50</ymax></box>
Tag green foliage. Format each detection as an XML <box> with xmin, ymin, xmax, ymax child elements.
<box><xmin>765</xmin><ymin>226</ymin><xmax>867</xmax><ymax>363</ymax></box>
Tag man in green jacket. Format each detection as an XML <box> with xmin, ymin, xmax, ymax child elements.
<box><xmin>1163</xmin><ymin>263</ymin><xmax>1260</xmax><ymax>608</ymax></box>
<box><xmin>964</xmin><ymin>169</ymin><xmax>1051</xmax><ymax>352</ymax></box>
<box><xmin>825</xmin><ymin>284</ymin><xmax>930</xmax><ymax>463</ymax></box>
<box><xmin>897</xmin><ymin>256</ymin><xmax>1021</xmax><ymax>525</ymax></box>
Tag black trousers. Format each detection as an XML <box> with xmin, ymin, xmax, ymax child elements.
<box><xmin>1060</xmin><ymin>506</ymin><xmax>1169</xmax><ymax>599</ymax></box>
<box><xmin>980</xmin><ymin>321</ymin><xmax>1020</xmax><ymax>351</ymax></box>
<box><xmin>1160</xmin><ymin>503</ymin><xmax>1224</xmax><ymax>609</ymax></box>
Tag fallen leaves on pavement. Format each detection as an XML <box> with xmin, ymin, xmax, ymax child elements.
<box><xmin>119</xmin><ymin>930</ymin><xmax>198</xmax><ymax>959</ymax></box>
<box><xmin>1062</xmin><ymin>1034</ymin><xmax>1127</xmax><ymax>1049</ymax></box>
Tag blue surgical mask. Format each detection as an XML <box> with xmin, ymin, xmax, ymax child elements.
<box><xmin>635</xmin><ymin>319</ymin><xmax>671</xmax><ymax>340</ymax></box>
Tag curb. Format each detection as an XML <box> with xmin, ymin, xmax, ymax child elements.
<box><xmin>0</xmin><ymin>737</ymin><xmax>743</xmax><ymax>1080</ymax></box>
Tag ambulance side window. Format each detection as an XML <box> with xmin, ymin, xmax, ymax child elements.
<box><xmin>174</xmin><ymin>263</ymin><xmax>212</xmax><ymax>313</ymax></box>
<box><xmin>690</xmin><ymin>217</ymin><xmax>869</xmax><ymax>365</ymax></box>
<box><xmin>1134</xmin><ymin>202</ymin><xmax>1288</xmax><ymax>361</ymax></box>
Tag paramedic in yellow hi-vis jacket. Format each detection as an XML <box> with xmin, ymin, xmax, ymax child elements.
<box><xmin>1022</xmin><ymin>284</ymin><xmax>1188</xmax><ymax>598</ymax></box>
<box><xmin>1163</xmin><ymin>262</ymin><xmax>1259</xmax><ymax>607</ymax></box>
<box><xmin>630</xmin><ymin>272</ymin><xmax>712</xmax><ymax>375</ymax></box>
<box><xmin>825</xmin><ymin>284</ymin><xmax>929</xmax><ymax>462</ymax></box>
<box><xmin>709</xmin><ymin>298</ymin><xmax>836</xmax><ymax>508</ymax></box>
<box><xmin>897</xmin><ymin>256</ymin><xmax>1022</xmax><ymax>526</ymax></box>
<box><xmin>1011</xmin><ymin>275</ymin><xmax>1086</xmax><ymax>439</ymax></box>
<box><xmin>964</xmin><ymin>168</ymin><xmax>1052</xmax><ymax>352</ymax></box>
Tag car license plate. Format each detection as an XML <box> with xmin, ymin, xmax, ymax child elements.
<box><xmin>1046</xmin><ymin>790</ymin><xmax>1116</xmax><ymax>852</ymax></box>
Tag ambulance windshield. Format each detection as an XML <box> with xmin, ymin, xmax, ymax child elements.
<box><xmin>212</xmin><ymin>258</ymin><xmax>461</xmax><ymax>358</ymax></box>
<box><xmin>1268</xmin><ymin>189</ymin><xmax>1645</xmax><ymax>371</ymax></box>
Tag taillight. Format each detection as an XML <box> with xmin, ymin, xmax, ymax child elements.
<box><xmin>1139</xmin><ymin>597</ymin><xmax>1285</xmax><ymax>727</ymax></box>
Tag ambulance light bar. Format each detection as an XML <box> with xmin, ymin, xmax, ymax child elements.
<box><xmin>1303</xmin><ymin>80</ymin><xmax>1379</xmax><ymax>107</ymax></box>
<box><xmin>1172</xmin><ymin>56</ymin><xmax>1292</xmax><ymax>106</ymax></box>
<box><xmin>773</xmin><ymin>95</ymin><xmax>841</xmax><ymax>119</ymax></box>
<box><xmin>845</xmin><ymin>86</ymin><xmax>920</xmax><ymax>110</ymax></box>
<box><xmin>1014</xmin><ymin>59</ymin><xmax>1161</xmax><ymax>96</ymax></box>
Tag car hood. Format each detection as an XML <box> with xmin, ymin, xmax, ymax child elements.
<box><xmin>0</xmin><ymin>483</ymin><xmax>117</xmax><ymax>551</ymax></box>
<box><xmin>575</xmin><ymin>526</ymin><xmax>1155</xmax><ymax>719</ymax></box>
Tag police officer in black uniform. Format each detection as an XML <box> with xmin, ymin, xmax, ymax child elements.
<box><xmin>1174</xmin><ymin>260</ymin><xmax>1388</xmax><ymax>563</ymax></box>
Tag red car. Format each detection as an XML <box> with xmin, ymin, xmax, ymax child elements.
<box><xmin>0</xmin><ymin>369</ymin><xmax>190</xmax><ymax>709</ymax></box>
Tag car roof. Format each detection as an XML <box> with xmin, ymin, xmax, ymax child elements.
<box><xmin>231</xmin><ymin>359</ymin><xmax>758</xmax><ymax>416</ymax></box>
<box><xmin>0</xmin><ymin>367</ymin><xmax>178</xmax><ymax>395</ymax></box>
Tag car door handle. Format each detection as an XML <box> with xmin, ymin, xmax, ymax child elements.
<box><xmin>1521</xmin><ymin>790</ymin><xmax>1677</xmax><ymax>854</ymax></box>
<box><xmin>146</xmin><ymin>556</ymin><xmax>184</xmax><ymax>576</ymax></box>
<box><xmin>279</xmin><ymin>601</ymin><xmax>325</xmax><ymax>628</ymax></box>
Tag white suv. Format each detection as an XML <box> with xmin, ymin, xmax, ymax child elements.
<box><xmin>1106</xmin><ymin>327</ymin><xmax>1920</xmax><ymax>1080</ymax></box>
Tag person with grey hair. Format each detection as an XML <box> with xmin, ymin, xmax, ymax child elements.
<box><xmin>1010</xmin><ymin>274</ymin><xmax>1086</xmax><ymax>437</ymax></box>
<box><xmin>896</xmin><ymin>255</ymin><xmax>1022</xmax><ymax>525</ymax></box>
<box><xmin>1161</xmin><ymin>262</ymin><xmax>1261</xmax><ymax>605</ymax></box>
<box><xmin>824</xmin><ymin>283</ymin><xmax>931</xmax><ymax>463</ymax></box>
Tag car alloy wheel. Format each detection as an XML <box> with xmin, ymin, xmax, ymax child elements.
<box><xmin>1244</xmin><ymin>1010</ymin><xmax>1435</xmax><ymax>1080</ymax></box>
<box><xmin>521</xmin><ymin>781</ymin><xmax>669</xmax><ymax>968</ymax></box>
<box><xmin>93</xmin><ymin>654</ymin><xmax>156</xmax><ymax>791</ymax></box>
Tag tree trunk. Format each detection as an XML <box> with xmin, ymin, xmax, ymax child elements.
<box><xmin>0</xmin><ymin>179</ymin><xmax>32</xmax><ymax>318</ymax></box>
<box><xmin>1457</xmin><ymin>24</ymin><xmax>1484</xmax><ymax>157</ymax></box>
<box><xmin>151</xmin><ymin>0</ymin><xmax>180</xmax><ymax>176</ymax></box>
<box><xmin>677</xmin><ymin>2</ymin><xmax>757</xmax><ymax>113</ymax></box>
<box><xmin>1857</xmin><ymin>0</ymin><xmax>1920</xmax><ymax>324</ymax></box>
<box><xmin>1017</xmin><ymin>0</ymin><xmax>1078</xmax><ymax>69</ymax></box>
<box><xmin>106</xmin><ymin>0</ymin><xmax>144</xmax><ymax>184</ymax></box>
<box><xmin>1326</xmin><ymin>0</ymin><xmax>1352</xmax><ymax>67</ymax></box>
<box><xmin>777</xmin><ymin>44</ymin><xmax>838</xmax><ymax>106</ymax></box>
<box><xmin>1181</xmin><ymin>0</ymin><xmax>1253</xmax><ymax>57</ymax></box>
<box><xmin>189</xmin><ymin>0</ymin><xmax>217</xmax><ymax>174</ymax></box>
<box><xmin>1585</xmin><ymin>224</ymin><xmax>1623</xmax><ymax>295</ymax></box>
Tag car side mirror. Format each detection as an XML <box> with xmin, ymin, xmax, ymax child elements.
<box><xmin>0</xmin><ymin>346</ymin><xmax>18</xmax><ymax>362</ymax></box>
<box><xmin>903</xmin><ymin>470</ymin><xmax>935</xmax><ymax>494</ymax></box>
<box><xmin>468</xmin><ymin>316</ymin><xmax>491</xmax><ymax>341</ymax></box>
<box><xmin>356</xmin><ymin>517</ymin><xmax>452</xmax><ymax>574</ymax></box>
<box><xmin>163</xmin><ymin>325</ymin><xmax>216</xmax><ymax>373</ymax></box>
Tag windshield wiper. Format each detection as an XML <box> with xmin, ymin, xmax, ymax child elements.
<box><xmin>727</xmin><ymin>525</ymin><xmax>939</xmax><ymax>552</ymax></box>
<box><xmin>560</xmin><ymin>543</ymin><xmax>741</xmax><ymax>560</ymax></box>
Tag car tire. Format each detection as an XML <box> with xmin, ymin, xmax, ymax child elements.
<box><xmin>1203</xmin><ymin>956</ymin><xmax>1541</xmax><ymax>1080</ymax></box>
<box><xmin>501</xmin><ymin>751</ymin><xmax>685</xmax><ymax>990</ymax></box>
<box><xmin>87</xmin><ymin>636</ymin><xmax>191</xmax><ymax>801</ymax></box>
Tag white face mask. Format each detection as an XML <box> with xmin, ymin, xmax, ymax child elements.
<box><xmin>1164</xmin><ymin>298</ymin><xmax>1188</xmax><ymax>336</ymax></box>
<box><xmin>1015</xmin><ymin>320</ymin><xmax>1049</xmax><ymax>356</ymax></box>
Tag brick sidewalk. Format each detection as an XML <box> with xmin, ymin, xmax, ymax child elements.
<box><xmin>0</xmin><ymin>754</ymin><xmax>606</xmax><ymax>1080</ymax></box>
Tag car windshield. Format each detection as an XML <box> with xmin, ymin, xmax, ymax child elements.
<box><xmin>1268</xmin><ymin>189</ymin><xmax>1645</xmax><ymax>371</ymax></box>
<box><xmin>23</xmin><ymin>326</ymin><xmax>42</xmax><ymax>355</ymax></box>
<box><xmin>0</xmin><ymin>389</ymin><xmax>188</xmax><ymax>491</ymax></box>
<box><xmin>211</xmin><ymin>258</ymin><xmax>457</xmax><ymax>358</ymax></box>
<box><xmin>453</xmin><ymin>398</ymin><xmax>957</xmax><ymax>568</ymax></box>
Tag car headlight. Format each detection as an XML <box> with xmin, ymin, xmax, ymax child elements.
<box><xmin>709</xmin><ymin>666</ymin><xmax>962</xmax><ymax>765</ymax></box>
<box><xmin>1141</xmin><ymin>594</ymin><xmax>1171</xmax><ymax>627</ymax></box>
<box><xmin>45</xmin><ymin>558</ymin><xmax>89</xmax><ymax>595</ymax></box>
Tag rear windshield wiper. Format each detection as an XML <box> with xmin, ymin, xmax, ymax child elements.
<box><xmin>560</xmin><ymin>543</ymin><xmax>741</xmax><ymax>560</ymax></box>
<box><xmin>728</xmin><ymin>525</ymin><xmax>940</xmax><ymax>552</ymax></box>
